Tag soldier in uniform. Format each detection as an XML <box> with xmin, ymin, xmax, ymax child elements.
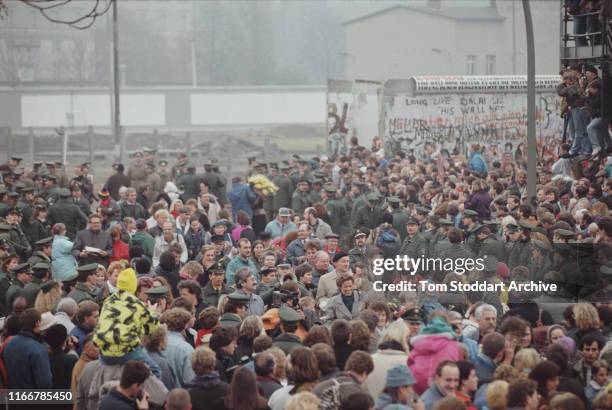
<box><xmin>506</xmin><ymin>221</ymin><xmax>534</xmax><ymax>271</ymax></box>
<box><xmin>70</xmin><ymin>163</ymin><xmax>95</xmax><ymax>203</ymax></box>
<box><xmin>67</xmin><ymin>263</ymin><xmax>99</xmax><ymax>304</ymax></box>
<box><xmin>477</xmin><ymin>255</ymin><xmax>504</xmax><ymax>314</ymax></box>
<box><xmin>6</xmin><ymin>207</ymin><xmax>31</xmax><ymax>260</ymax></box>
<box><xmin>476</xmin><ymin>225</ymin><xmax>507</xmax><ymax>262</ymax></box>
<box><xmin>51</xmin><ymin>161</ymin><xmax>69</xmax><ymax>187</ymax></box>
<box><xmin>6</xmin><ymin>262</ymin><xmax>33</xmax><ymax>308</ymax></box>
<box><xmin>322</xmin><ymin>185</ymin><xmax>346</xmax><ymax>239</ymax></box>
<box><xmin>528</xmin><ymin>240</ymin><xmax>553</xmax><ymax>282</ymax></box>
<box><xmin>208</xmin><ymin>163</ymin><xmax>228</xmax><ymax>207</ymax></box>
<box><xmin>40</xmin><ymin>175</ymin><xmax>61</xmax><ymax>206</ymax></box>
<box><xmin>433</xmin><ymin>218</ymin><xmax>454</xmax><ymax>255</ymax></box>
<box><xmin>23</xmin><ymin>262</ymin><xmax>51</xmax><ymax>307</ymax></box>
<box><xmin>158</xmin><ymin>160</ymin><xmax>171</xmax><ymax>189</ymax></box>
<box><xmin>348</xmin><ymin>230</ymin><xmax>370</xmax><ymax>268</ymax></box>
<box><xmin>27</xmin><ymin>237</ymin><xmax>53</xmax><ymax>266</ymax></box>
<box><xmin>219</xmin><ymin>292</ymin><xmax>248</xmax><ymax>328</ymax></box>
<box><xmin>144</xmin><ymin>162</ymin><xmax>162</xmax><ymax>203</ymax></box>
<box><xmin>47</xmin><ymin>188</ymin><xmax>88</xmax><ymax>240</ymax></box>
<box><xmin>201</xmin><ymin>267</ymin><xmax>232</xmax><ymax>308</ymax></box>
<box><xmin>309</xmin><ymin>178</ymin><xmax>323</xmax><ymax>205</ymax></box>
<box><xmin>272</xmin><ymin>164</ymin><xmax>294</xmax><ymax>213</ymax></box>
<box><xmin>143</xmin><ymin>147</ymin><xmax>157</xmax><ymax>165</ymax></box>
<box><xmin>127</xmin><ymin>152</ymin><xmax>147</xmax><ymax>192</ymax></box>
<box><xmin>271</xmin><ymin>304</ymin><xmax>303</xmax><ymax>355</ymax></box>
<box><xmin>0</xmin><ymin>187</ymin><xmax>8</xmax><ymax>217</ymax></box>
<box><xmin>352</xmin><ymin>193</ymin><xmax>382</xmax><ymax>233</ymax></box>
<box><xmin>350</xmin><ymin>182</ymin><xmax>367</xmax><ymax>222</ymax></box>
<box><xmin>172</xmin><ymin>153</ymin><xmax>189</xmax><ymax>180</ymax></box>
<box><xmin>178</xmin><ymin>163</ymin><xmax>200</xmax><ymax>202</ymax></box>
<box><xmin>400</xmin><ymin>216</ymin><xmax>429</xmax><ymax>262</ymax></box>
<box><xmin>289</xmin><ymin>159</ymin><xmax>312</xmax><ymax>188</ymax></box>
<box><xmin>437</xmin><ymin>227</ymin><xmax>473</xmax><ymax>279</ymax></box>
<box><xmin>414</xmin><ymin>206</ymin><xmax>431</xmax><ymax>232</ymax></box>
<box><xmin>71</xmin><ymin>185</ymin><xmax>92</xmax><ymax>217</ymax></box>
<box><xmin>291</xmin><ymin>178</ymin><xmax>312</xmax><ymax>217</ymax></box>
<box><xmin>0</xmin><ymin>156</ymin><xmax>22</xmax><ymax>174</ymax></box>
<box><xmin>389</xmin><ymin>197</ymin><xmax>410</xmax><ymax>242</ymax></box>
<box><xmin>17</xmin><ymin>186</ymin><xmax>35</xmax><ymax>236</ymax></box>
<box><xmin>462</xmin><ymin>210</ymin><xmax>481</xmax><ymax>254</ymax></box>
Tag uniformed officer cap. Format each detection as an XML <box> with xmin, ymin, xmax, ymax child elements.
<box><xmin>10</xmin><ymin>156</ymin><xmax>22</xmax><ymax>162</ymax></box>
<box><xmin>59</xmin><ymin>188</ymin><xmax>71</xmax><ymax>198</ymax></box>
<box><xmin>388</xmin><ymin>196</ymin><xmax>400</xmax><ymax>204</ymax></box>
<box><xmin>366</xmin><ymin>192</ymin><xmax>379</xmax><ymax>202</ymax></box>
<box><xmin>481</xmin><ymin>255</ymin><xmax>499</xmax><ymax>272</ymax></box>
<box><xmin>158</xmin><ymin>160</ymin><xmax>168</xmax><ymax>167</ymax></box>
<box><xmin>77</xmin><ymin>263</ymin><xmax>99</xmax><ymax>275</ymax></box>
<box><xmin>260</xmin><ymin>267</ymin><xmax>277</xmax><ymax>277</ymax></box>
<box><xmin>401</xmin><ymin>308</ymin><xmax>424</xmax><ymax>323</ymax></box>
<box><xmin>406</xmin><ymin>216</ymin><xmax>420</xmax><ymax>225</ymax></box>
<box><xmin>35</xmin><ymin>237</ymin><xmax>53</xmax><ymax>247</ymax></box>
<box><xmin>146</xmin><ymin>286</ymin><xmax>169</xmax><ymax>297</ymax></box>
<box><xmin>7</xmin><ymin>192</ymin><xmax>19</xmax><ymax>199</ymax></box>
<box><xmin>40</xmin><ymin>279</ymin><xmax>58</xmax><ymax>293</ymax></box>
<box><xmin>532</xmin><ymin>240</ymin><xmax>552</xmax><ymax>252</ymax></box>
<box><xmin>354</xmin><ymin>229</ymin><xmax>369</xmax><ymax>238</ymax></box>
<box><xmin>62</xmin><ymin>272</ymin><xmax>78</xmax><ymax>282</ymax></box>
<box><xmin>7</xmin><ymin>207</ymin><xmax>21</xmax><ymax>216</ymax></box>
<box><xmin>519</xmin><ymin>220</ymin><xmax>535</xmax><ymax>231</ymax></box>
<box><xmin>555</xmin><ymin>229</ymin><xmax>576</xmax><ymax>238</ymax></box>
<box><xmin>32</xmin><ymin>262</ymin><xmax>51</xmax><ymax>271</ymax></box>
<box><xmin>11</xmin><ymin>263</ymin><xmax>32</xmax><ymax>275</ymax></box>
<box><xmin>324</xmin><ymin>185</ymin><xmax>336</xmax><ymax>193</ymax></box>
<box><xmin>463</xmin><ymin>209</ymin><xmax>478</xmax><ymax>217</ymax></box>
<box><xmin>227</xmin><ymin>291</ymin><xmax>250</xmax><ymax>303</ymax></box>
<box><xmin>506</xmin><ymin>223</ymin><xmax>519</xmax><ymax>232</ymax></box>
<box><xmin>439</xmin><ymin>218</ymin><xmax>453</xmax><ymax>226</ymax></box>
<box><xmin>279</xmin><ymin>304</ymin><xmax>301</xmax><ymax>323</ymax></box>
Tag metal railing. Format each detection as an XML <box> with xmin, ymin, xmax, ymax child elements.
<box><xmin>561</xmin><ymin>7</ymin><xmax>612</xmax><ymax>63</ymax></box>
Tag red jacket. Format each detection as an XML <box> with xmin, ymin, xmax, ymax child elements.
<box><xmin>111</xmin><ymin>239</ymin><xmax>129</xmax><ymax>262</ymax></box>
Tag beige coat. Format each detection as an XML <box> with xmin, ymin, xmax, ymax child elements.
<box><xmin>364</xmin><ymin>349</ymin><xmax>409</xmax><ymax>399</ymax></box>
<box><xmin>316</xmin><ymin>270</ymin><xmax>338</xmax><ymax>302</ymax></box>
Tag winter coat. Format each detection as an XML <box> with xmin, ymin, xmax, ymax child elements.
<box><xmin>324</xmin><ymin>291</ymin><xmax>362</xmax><ymax>323</ymax></box>
<box><xmin>408</xmin><ymin>319</ymin><xmax>463</xmax><ymax>394</ymax></box>
<box><xmin>129</xmin><ymin>230</ymin><xmax>155</xmax><ymax>259</ymax></box>
<box><xmin>52</xmin><ymin>234</ymin><xmax>78</xmax><ymax>281</ymax></box>
<box><xmin>186</xmin><ymin>372</ymin><xmax>229</xmax><ymax>410</ymax></box>
<box><xmin>93</xmin><ymin>289</ymin><xmax>159</xmax><ymax>357</ymax></box>
<box><xmin>464</xmin><ymin>191</ymin><xmax>492</xmax><ymax>222</ymax></box>
<box><xmin>3</xmin><ymin>330</ymin><xmax>53</xmax><ymax>388</ymax></box>
<box><xmin>468</xmin><ymin>152</ymin><xmax>488</xmax><ymax>175</ymax></box>
<box><xmin>365</xmin><ymin>344</ymin><xmax>408</xmax><ymax>399</ymax></box>
<box><xmin>229</xmin><ymin>183</ymin><xmax>257</xmax><ymax>219</ymax></box>
<box><xmin>48</xmin><ymin>348</ymin><xmax>78</xmax><ymax>389</ymax></box>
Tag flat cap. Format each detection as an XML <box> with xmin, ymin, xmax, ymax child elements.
<box><xmin>332</xmin><ymin>251</ymin><xmax>349</xmax><ymax>263</ymax></box>
<box><xmin>34</xmin><ymin>237</ymin><xmax>53</xmax><ymax>246</ymax></box>
<box><xmin>77</xmin><ymin>263</ymin><xmax>99</xmax><ymax>274</ymax></box>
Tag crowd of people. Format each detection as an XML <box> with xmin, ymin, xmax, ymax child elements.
<box><xmin>0</xmin><ymin>113</ymin><xmax>610</xmax><ymax>410</ymax></box>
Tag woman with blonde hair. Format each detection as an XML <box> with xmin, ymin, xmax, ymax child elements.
<box><xmin>99</xmin><ymin>260</ymin><xmax>125</xmax><ymax>301</ymax></box>
<box><xmin>571</xmin><ymin>303</ymin><xmax>606</xmax><ymax>346</ymax></box>
<box><xmin>365</xmin><ymin>319</ymin><xmax>411</xmax><ymax>399</ymax></box>
<box><xmin>285</xmin><ymin>392</ymin><xmax>319</xmax><ymax>410</ymax></box>
<box><xmin>235</xmin><ymin>316</ymin><xmax>265</xmax><ymax>360</ymax></box>
<box><xmin>485</xmin><ymin>380</ymin><xmax>509</xmax><ymax>410</ymax></box>
<box><xmin>169</xmin><ymin>199</ymin><xmax>184</xmax><ymax>219</ymax></box>
<box><xmin>514</xmin><ymin>348</ymin><xmax>542</xmax><ymax>377</ymax></box>
<box><xmin>34</xmin><ymin>280</ymin><xmax>62</xmax><ymax>313</ymax></box>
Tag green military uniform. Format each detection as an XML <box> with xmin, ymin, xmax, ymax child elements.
<box><xmin>272</xmin><ymin>172</ymin><xmax>294</xmax><ymax>211</ymax></box>
<box><xmin>350</xmin><ymin>191</ymin><xmax>366</xmax><ymax>222</ymax></box>
<box><xmin>325</xmin><ymin>186</ymin><xmax>350</xmax><ymax>236</ymax></box>
<box><xmin>271</xmin><ymin>305</ymin><xmax>303</xmax><ymax>355</ymax></box>
<box><xmin>144</xmin><ymin>166</ymin><xmax>162</xmax><ymax>202</ymax></box>
<box><xmin>390</xmin><ymin>199</ymin><xmax>411</xmax><ymax>242</ymax></box>
<box><xmin>478</xmin><ymin>256</ymin><xmax>503</xmax><ymax>314</ymax></box>
<box><xmin>400</xmin><ymin>217</ymin><xmax>429</xmax><ymax>260</ymax></box>
<box><xmin>5</xmin><ymin>263</ymin><xmax>31</xmax><ymax>308</ymax></box>
<box><xmin>22</xmin><ymin>275</ymin><xmax>42</xmax><ymax>308</ymax></box>
<box><xmin>308</xmin><ymin>179</ymin><xmax>323</xmax><ymax>205</ymax></box>
<box><xmin>352</xmin><ymin>193</ymin><xmax>382</xmax><ymax>233</ymax></box>
<box><xmin>47</xmin><ymin>189</ymin><xmax>88</xmax><ymax>239</ymax></box>
<box><xmin>219</xmin><ymin>312</ymin><xmax>242</xmax><ymax>328</ymax></box>
<box><xmin>507</xmin><ymin>222</ymin><xmax>535</xmax><ymax>270</ymax></box>
<box><xmin>291</xmin><ymin>189</ymin><xmax>311</xmax><ymax>217</ymax></box>
<box><xmin>178</xmin><ymin>168</ymin><xmax>201</xmax><ymax>201</ymax></box>
<box><xmin>477</xmin><ymin>233</ymin><xmax>507</xmax><ymax>262</ymax></box>
<box><xmin>0</xmin><ymin>268</ymin><xmax>11</xmax><ymax>316</ymax></box>
<box><xmin>127</xmin><ymin>160</ymin><xmax>147</xmax><ymax>191</ymax></box>
<box><xmin>528</xmin><ymin>240</ymin><xmax>553</xmax><ymax>282</ymax></box>
<box><xmin>67</xmin><ymin>282</ymin><xmax>96</xmax><ymax>304</ymax></box>
<box><xmin>158</xmin><ymin>160</ymin><xmax>171</xmax><ymax>189</ymax></box>
<box><xmin>27</xmin><ymin>251</ymin><xmax>51</xmax><ymax>267</ymax></box>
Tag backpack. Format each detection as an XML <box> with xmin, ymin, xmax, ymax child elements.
<box><xmin>318</xmin><ymin>379</ymin><xmax>357</xmax><ymax>410</ymax></box>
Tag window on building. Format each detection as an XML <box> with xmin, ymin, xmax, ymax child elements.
<box><xmin>467</xmin><ymin>55</ymin><xmax>477</xmax><ymax>75</ymax></box>
<box><xmin>486</xmin><ymin>55</ymin><xmax>496</xmax><ymax>75</ymax></box>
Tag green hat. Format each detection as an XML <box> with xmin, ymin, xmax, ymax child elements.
<box><xmin>366</xmin><ymin>193</ymin><xmax>379</xmax><ymax>202</ymax></box>
<box><xmin>406</xmin><ymin>216</ymin><xmax>420</xmax><ymax>225</ymax></box>
<box><xmin>439</xmin><ymin>218</ymin><xmax>453</xmax><ymax>226</ymax></box>
<box><xmin>484</xmin><ymin>220</ymin><xmax>499</xmax><ymax>226</ymax></box>
<box><xmin>11</xmin><ymin>263</ymin><xmax>32</xmax><ymax>275</ymax></box>
<box><xmin>532</xmin><ymin>240</ymin><xmax>552</xmax><ymax>252</ymax></box>
<box><xmin>401</xmin><ymin>308</ymin><xmax>424</xmax><ymax>323</ymax></box>
<box><xmin>228</xmin><ymin>291</ymin><xmax>250</xmax><ymax>303</ymax></box>
<box><xmin>324</xmin><ymin>185</ymin><xmax>337</xmax><ymax>194</ymax></box>
<box><xmin>481</xmin><ymin>255</ymin><xmax>499</xmax><ymax>272</ymax></box>
<box><xmin>59</xmin><ymin>188</ymin><xmax>71</xmax><ymax>198</ymax></box>
<box><xmin>34</xmin><ymin>237</ymin><xmax>53</xmax><ymax>247</ymax></box>
<box><xmin>279</xmin><ymin>305</ymin><xmax>301</xmax><ymax>323</ymax></box>
<box><xmin>463</xmin><ymin>209</ymin><xmax>478</xmax><ymax>217</ymax></box>
<box><xmin>21</xmin><ymin>187</ymin><xmax>34</xmax><ymax>193</ymax></box>
<box><xmin>416</xmin><ymin>206</ymin><xmax>431</xmax><ymax>214</ymax></box>
<box><xmin>354</xmin><ymin>229</ymin><xmax>369</xmax><ymax>238</ymax></box>
<box><xmin>388</xmin><ymin>196</ymin><xmax>400</xmax><ymax>204</ymax></box>
<box><xmin>62</xmin><ymin>272</ymin><xmax>78</xmax><ymax>282</ymax></box>
<box><xmin>77</xmin><ymin>263</ymin><xmax>99</xmax><ymax>274</ymax></box>
<box><xmin>471</xmin><ymin>224</ymin><xmax>486</xmax><ymax>234</ymax></box>
<box><xmin>0</xmin><ymin>224</ymin><xmax>11</xmax><ymax>231</ymax></box>
<box><xmin>40</xmin><ymin>279</ymin><xmax>58</xmax><ymax>293</ymax></box>
<box><xmin>506</xmin><ymin>223</ymin><xmax>519</xmax><ymax>232</ymax></box>
<box><xmin>146</xmin><ymin>286</ymin><xmax>169</xmax><ymax>297</ymax></box>
<box><xmin>158</xmin><ymin>160</ymin><xmax>168</xmax><ymax>166</ymax></box>
<box><xmin>14</xmin><ymin>182</ymin><xmax>26</xmax><ymax>191</ymax></box>
<box><xmin>555</xmin><ymin>229</ymin><xmax>576</xmax><ymax>239</ymax></box>
<box><xmin>32</xmin><ymin>262</ymin><xmax>51</xmax><ymax>271</ymax></box>
<box><xmin>519</xmin><ymin>221</ymin><xmax>535</xmax><ymax>230</ymax></box>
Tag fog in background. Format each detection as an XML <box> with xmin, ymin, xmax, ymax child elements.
<box><xmin>0</xmin><ymin>0</ymin><xmax>561</xmax><ymax>87</ymax></box>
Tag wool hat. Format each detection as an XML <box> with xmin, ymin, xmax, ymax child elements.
<box><xmin>117</xmin><ymin>268</ymin><xmax>137</xmax><ymax>294</ymax></box>
<box><xmin>385</xmin><ymin>364</ymin><xmax>416</xmax><ymax>387</ymax></box>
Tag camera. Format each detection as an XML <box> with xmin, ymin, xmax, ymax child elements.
<box><xmin>272</xmin><ymin>289</ymin><xmax>300</xmax><ymax>308</ymax></box>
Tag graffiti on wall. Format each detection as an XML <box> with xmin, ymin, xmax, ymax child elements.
<box><xmin>327</xmin><ymin>93</ymin><xmax>351</xmax><ymax>158</ymax></box>
<box><xmin>383</xmin><ymin>93</ymin><xmax>563</xmax><ymax>157</ymax></box>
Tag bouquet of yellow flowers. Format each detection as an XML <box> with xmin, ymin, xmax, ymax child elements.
<box><xmin>248</xmin><ymin>174</ymin><xmax>279</xmax><ymax>196</ymax></box>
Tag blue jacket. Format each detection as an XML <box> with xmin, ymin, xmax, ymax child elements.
<box><xmin>51</xmin><ymin>235</ymin><xmax>78</xmax><ymax>281</ymax></box>
<box><xmin>228</xmin><ymin>183</ymin><xmax>257</xmax><ymax>219</ymax></box>
<box><xmin>265</xmin><ymin>220</ymin><xmax>297</xmax><ymax>240</ymax></box>
<box><xmin>225</xmin><ymin>256</ymin><xmax>258</xmax><ymax>286</ymax></box>
<box><xmin>468</xmin><ymin>152</ymin><xmax>488</xmax><ymax>175</ymax></box>
<box><xmin>3</xmin><ymin>331</ymin><xmax>53</xmax><ymax>388</ymax></box>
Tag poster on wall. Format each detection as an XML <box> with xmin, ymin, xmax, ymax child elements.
<box><xmin>383</xmin><ymin>92</ymin><xmax>563</xmax><ymax>161</ymax></box>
